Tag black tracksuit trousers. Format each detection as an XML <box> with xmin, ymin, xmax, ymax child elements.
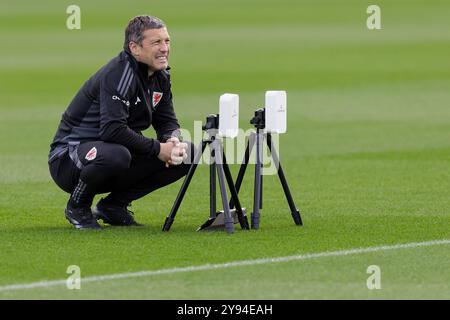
<box><xmin>49</xmin><ymin>141</ymin><xmax>193</xmax><ymax>207</ymax></box>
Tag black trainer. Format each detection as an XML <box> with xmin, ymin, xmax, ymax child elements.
<box><xmin>93</xmin><ymin>199</ymin><xmax>143</xmax><ymax>226</ymax></box>
<box><xmin>65</xmin><ymin>205</ymin><xmax>101</xmax><ymax>230</ymax></box>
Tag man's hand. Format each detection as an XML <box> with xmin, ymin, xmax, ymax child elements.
<box><xmin>158</xmin><ymin>137</ymin><xmax>188</xmax><ymax>167</ymax></box>
<box><xmin>166</xmin><ymin>136</ymin><xmax>180</xmax><ymax>145</ymax></box>
<box><xmin>157</xmin><ymin>142</ymin><xmax>175</xmax><ymax>164</ymax></box>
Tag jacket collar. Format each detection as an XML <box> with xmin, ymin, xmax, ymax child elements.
<box><xmin>123</xmin><ymin>50</ymin><xmax>150</xmax><ymax>82</ymax></box>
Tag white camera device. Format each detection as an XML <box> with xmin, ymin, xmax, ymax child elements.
<box><xmin>219</xmin><ymin>93</ymin><xmax>239</xmax><ymax>138</ymax></box>
<box><xmin>265</xmin><ymin>90</ymin><xmax>287</xmax><ymax>134</ymax></box>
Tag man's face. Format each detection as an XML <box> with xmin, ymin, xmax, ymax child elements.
<box><xmin>132</xmin><ymin>27</ymin><xmax>170</xmax><ymax>74</ymax></box>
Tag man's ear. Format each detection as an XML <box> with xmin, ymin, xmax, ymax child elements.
<box><xmin>129</xmin><ymin>42</ymin><xmax>140</xmax><ymax>56</ymax></box>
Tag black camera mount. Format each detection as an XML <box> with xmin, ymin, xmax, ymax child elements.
<box><xmin>162</xmin><ymin>114</ymin><xmax>250</xmax><ymax>233</ymax></box>
<box><xmin>231</xmin><ymin>108</ymin><xmax>303</xmax><ymax>229</ymax></box>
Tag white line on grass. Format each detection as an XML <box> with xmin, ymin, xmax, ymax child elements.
<box><xmin>1</xmin><ymin>239</ymin><xmax>449</xmax><ymax>292</ymax></box>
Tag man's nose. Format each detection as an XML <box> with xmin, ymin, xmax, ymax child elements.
<box><xmin>160</xmin><ymin>42</ymin><xmax>169</xmax><ymax>52</ymax></box>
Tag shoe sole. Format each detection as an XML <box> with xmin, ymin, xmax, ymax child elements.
<box><xmin>65</xmin><ymin>211</ymin><xmax>101</xmax><ymax>230</ymax></box>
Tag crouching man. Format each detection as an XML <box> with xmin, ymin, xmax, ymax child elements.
<box><xmin>48</xmin><ymin>15</ymin><xmax>193</xmax><ymax>229</ymax></box>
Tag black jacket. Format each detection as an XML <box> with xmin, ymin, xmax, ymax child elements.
<box><xmin>49</xmin><ymin>50</ymin><xmax>180</xmax><ymax>162</ymax></box>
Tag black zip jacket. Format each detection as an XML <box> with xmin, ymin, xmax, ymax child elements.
<box><xmin>48</xmin><ymin>50</ymin><xmax>180</xmax><ymax>163</ymax></box>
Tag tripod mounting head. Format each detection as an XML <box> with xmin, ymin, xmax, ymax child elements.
<box><xmin>202</xmin><ymin>114</ymin><xmax>220</xmax><ymax>131</ymax></box>
<box><xmin>250</xmin><ymin>108</ymin><xmax>265</xmax><ymax>129</ymax></box>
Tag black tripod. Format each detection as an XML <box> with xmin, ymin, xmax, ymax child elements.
<box><xmin>230</xmin><ymin>108</ymin><xmax>303</xmax><ymax>229</ymax></box>
<box><xmin>162</xmin><ymin>114</ymin><xmax>250</xmax><ymax>234</ymax></box>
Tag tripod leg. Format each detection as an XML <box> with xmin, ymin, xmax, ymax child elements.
<box><xmin>260</xmin><ymin>135</ymin><xmax>263</xmax><ymax>210</ymax></box>
<box><xmin>260</xmin><ymin>171</ymin><xmax>263</xmax><ymax>209</ymax></box>
<box><xmin>210</xmin><ymin>146</ymin><xmax>216</xmax><ymax>218</ymax></box>
<box><xmin>222</xmin><ymin>153</ymin><xmax>250</xmax><ymax>230</ymax></box>
<box><xmin>252</xmin><ymin>129</ymin><xmax>262</xmax><ymax>229</ymax></box>
<box><xmin>229</xmin><ymin>132</ymin><xmax>256</xmax><ymax>209</ymax></box>
<box><xmin>266</xmin><ymin>133</ymin><xmax>303</xmax><ymax>226</ymax></box>
<box><xmin>213</xmin><ymin>140</ymin><xmax>234</xmax><ymax>234</ymax></box>
<box><xmin>162</xmin><ymin>140</ymin><xmax>208</xmax><ymax>231</ymax></box>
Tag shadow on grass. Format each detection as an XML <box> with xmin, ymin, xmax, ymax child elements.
<box><xmin>2</xmin><ymin>222</ymin><xmax>256</xmax><ymax>238</ymax></box>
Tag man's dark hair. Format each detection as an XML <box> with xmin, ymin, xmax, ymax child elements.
<box><xmin>124</xmin><ymin>15</ymin><xmax>166</xmax><ymax>51</ymax></box>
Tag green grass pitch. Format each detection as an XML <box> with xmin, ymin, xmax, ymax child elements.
<box><xmin>0</xmin><ymin>0</ymin><xmax>449</xmax><ymax>299</ymax></box>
